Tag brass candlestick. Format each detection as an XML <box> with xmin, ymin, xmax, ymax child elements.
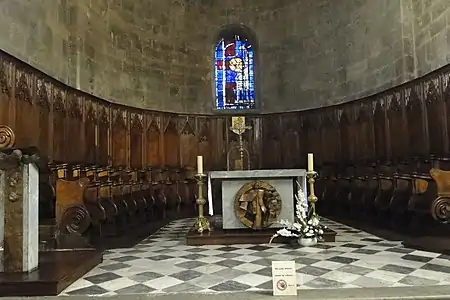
<box><xmin>306</xmin><ymin>170</ymin><xmax>319</xmax><ymax>215</ymax></box>
<box><xmin>194</xmin><ymin>173</ymin><xmax>211</xmax><ymax>233</ymax></box>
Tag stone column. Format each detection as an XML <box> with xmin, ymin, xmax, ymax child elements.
<box><xmin>0</xmin><ymin>149</ymin><xmax>39</xmax><ymax>273</ymax></box>
<box><xmin>0</xmin><ymin>178</ymin><xmax>3</xmax><ymax>251</ymax></box>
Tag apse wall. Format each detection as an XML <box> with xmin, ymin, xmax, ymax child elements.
<box><xmin>0</xmin><ymin>0</ymin><xmax>211</xmax><ymax>113</ymax></box>
<box><xmin>203</xmin><ymin>0</ymin><xmax>450</xmax><ymax>112</ymax></box>
<box><xmin>0</xmin><ymin>0</ymin><xmax>449</xmax><ymax>114</ymax></box>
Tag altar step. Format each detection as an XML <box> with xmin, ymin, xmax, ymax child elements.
<box><xmin>0</xmin><ymin>249</ymin><xmax>103</xmax><ymax>296</ymax></box>
<box><xmin>186</xmin><ymin>217</ymin><xmax>337</xmax><ymax>246</ymax></box>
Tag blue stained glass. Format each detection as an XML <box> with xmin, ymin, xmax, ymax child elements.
<box><xmin>214</xmin><ymin>35</ymin><xmax>256</xmax><ymax>110</ymax></box>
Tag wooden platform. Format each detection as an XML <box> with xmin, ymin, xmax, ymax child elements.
<box><xmin>0</xmin><ymin>249</ymin><xmax>103</xmax><ymax>296</ymax></box>
<box><xmin>327</xmin><ymin>215</ymin><xmax>450</xmax><ymax>255</ymax></box>
<box><xmin>186</xmin><ymin>226</ymin><xmax>337</xmax><ymax>246</ymax></box>
<box><xmin>89</xmin><ymin>211</ymin><xmax>197</xmax><ymax>249</ymax></box>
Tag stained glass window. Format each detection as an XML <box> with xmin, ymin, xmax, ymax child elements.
<box><xmin>214</xmin><ymin>35</ymin><xmax>255</xmax><ymax>110</ymax></box>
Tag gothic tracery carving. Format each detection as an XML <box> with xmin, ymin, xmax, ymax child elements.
<box><xmin>15</xmin><ymin>72</ymin><xmax>31</xmax><ymax>104</ymax></box>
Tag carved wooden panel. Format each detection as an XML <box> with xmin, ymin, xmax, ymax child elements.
<box><xmin>111</xmin><ymin>108</ymin><xmax>128</xmax><ymax>167</ymax></box>
<box><xmin>84</xmin><ymin>101</ymin><xmax>97</xmax><ymax>164</ymax></box>
<box><xmin>52</xmin><ymin>87</ymin><xmax>67</xmax><ymax>162</ymax></box>
<box><xmin>306</xmin><ymin>113</ymin><xmax>323</xmax><ymax>165</ymax></box>
<box><xmin>263</xmin><ymin>115</ymin><xmax>281</xmax><ymax>168</ymax></box>
<box><xmin>387</xmin><ymin>92</ymin><xmax>405</xmax><ymax>160</ymax></box>
<box><xmin>348</xmin><ymin>102</ymin><xmax>364</xmax><ymax>162</ymax></box>
<box><xmin>4</xmin><ymin>47</ymin><xmax>450</xmax><ymax>178</ymax></box>
<box><xmin>251</xmin><ymin>117</ymin><xmax>263</xmax><ymax>169</ymax></box>
<box><xmin>355</xmin><ymin>102</ymin><xmax>374</xmax><ymax>161</ymax></box>
<box><xmin>0</xmin><ymin>57</ymin><xmax>12</xmax><ymax>126</ymax></box>
<box><xmin>405</xmin><ymin>84</ymin><xmax>426</xmax><ymax>157</ymax></box>
<box><xmin>214</xmin><ymin>117</ymin><xmax>226</xmax><ymax>168</ymax></box>
<box><xmin>443</xmin><ymin>71</ymin><xmax>450</xmax><ymax>154</ymax></box>
<box><xmin>297</xmin><ymin>115</ymin><xmax>308</xmax><ymax>165</ymax></box>
<box><xmin>281</xmin><ymin>113</ymin><xmax>300</xmax><ymax>168</ymax></box>
<box><xmin>36</xmin><ymin>77</ymin><xmax>51</xmax><ymax>157</ymax></box>
<box><xmin>97</xmin><ymin>104</ymin><xmax>109</xmax><ymax>165</ymax></box>
<box><xmin>130</xmin><ymin>112</ymin><xmax>144</xmax><ymax>169</ymax></box>
<box><xmin>321</xmin><ymin>109</ymin><xmax>340</xmax><ymax>164</ymax></box>
<box><xmin>66</xmin><ymin>93</ymin><xmax>84</xmax><ymax>163</ymax></box>
<box><xmin>373</xmin><ymin>99</ymin><xmax>387</xmax><ymax>160</ymax></box>
<box><xmin>339</xmin><ymin>107</ymin><xmax>354</xmax><ymax>163</ymax></box>
<box><xmin>425</xmin><ymin>76</ymin><xmax>445</xmax><ymax>155</ymax></box>
<box><xmin>246</xmin><ymin>117</ymin><xmax>258</xmax><ymax>168</ymax></box>
<box><xmin>145</xmin><ymin>116</ymin><xmax>161</xmax><ymax>166</ymax></box>
<box><xmin>179</xmin><ymin>116</ymin><xmax>197</xmax><ymax>168</ymax></box>
<box><xmin>14</xmin><ymin>69</ymin><xmax>37</xmax><ymax>148</ymax></box>
<box><xmin>163</xmin><ymin>116</ymin><xmax>180</xmax><ymax>167</ymax></box>
<box><xmin>198</xmin><ymin>117</ymin><xmax>212</xmax><ymax>170</ymax></box>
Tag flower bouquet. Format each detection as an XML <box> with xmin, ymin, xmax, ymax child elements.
<box><xmin>269</xmin><ymin>183</ymin><xmax>326</xmax><ymax>246</ymax></box>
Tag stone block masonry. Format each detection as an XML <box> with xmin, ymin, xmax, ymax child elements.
<box><xmin>0</xmin><ymin>0</ymin><xmax>449</xmax><ymax>114</ymax></box>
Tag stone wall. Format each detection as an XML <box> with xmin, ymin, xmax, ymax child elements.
<box><xmin>411</xmin><ymin>0</ymin><xmax>450</xmax><ymax>78</ymax></box>
<box><xmin>0</xmin><ymin>0</ymin><xmax>449</xmax><ymax>113</ymax></box>
<box><xmin>0</xmin><ymin>0</ymin><xmax>212</xmax><ymax>113</ymax></box>
<box><xmin>207</xmin><ymin>0</ymin><xmax>450</xmax><ymax>112</ymax></box>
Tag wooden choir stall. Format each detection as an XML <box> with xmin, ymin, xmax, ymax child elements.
<box><xmin>0</xmin><ymin>46</ymin><xmax>449</xmax><ymax>295</ymax></box>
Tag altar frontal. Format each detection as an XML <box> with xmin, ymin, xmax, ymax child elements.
<box><xmin>210</xmin><ymin>169</ymin><xmax>306</xmax><ymax>230</ymax></box>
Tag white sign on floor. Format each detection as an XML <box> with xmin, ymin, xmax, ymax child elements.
<box><xmin>271</xmin><ymin>261</ymin><xmax>297</xmax><ymax>296</ymax></box>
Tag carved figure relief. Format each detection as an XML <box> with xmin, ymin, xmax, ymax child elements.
<box><xmin>0</xmin><ymin>63</ymin><xmax>9</xmax><ymax>96</ymax></box>
<box><xmin>15</xmin><ymin>72</ymin><xmax>31</xmax><ymax>104</ymax></box>
<box><xmin>37</xmin><ymin>79</ymin><xmax>50</xmax><ymax>109</ymax></box>
<box><xmin>68</xmin><ymin>95</ymin><xmax>82</xmax><ymax>120</ymax></box>
<box><xmin>234</xmin><ymin>181</ymin><xmax>282</xmax><ymax>229</ymax></box>
<box><xmin>53</xmin><ymin>90</ymin><xmax>66</xmax><ymax>114</ymax></box>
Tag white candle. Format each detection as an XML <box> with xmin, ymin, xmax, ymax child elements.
<box><xmin>197</xmin><ymin>155</ymin><xmax>203</xmax><ymax>174</ymax></box>
<box><xmin>307</xmin><ymin>153</ymin><xmax>314</xmax><ymax>171</ymax></box>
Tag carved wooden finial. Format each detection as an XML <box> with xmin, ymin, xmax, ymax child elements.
<box><xmin>0</xmin><ymin>125</ymin><xmax>15</xmax><ymax>150</ymax></box>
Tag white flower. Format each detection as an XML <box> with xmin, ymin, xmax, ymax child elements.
<box><xmin>292</xmin><ymin>223</ymin><xmax>301</xmax><ymax>231</ymax></box>
<box><xmin>269</xmin><ymin>184</ymin><xmax>325</xmax><ymax>244</ymax></box>
<box><xmin>277</xmin><ymin>228</ymin><xmax>296</xmax><ymax>237</ymax></box>
<box><xmin>310</xmin><ymin>216</ymin><xmax>320</xmax><ymax>226</ymax></box>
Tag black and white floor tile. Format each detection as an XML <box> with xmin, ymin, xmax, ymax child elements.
<box><xmin>62</xmin><ymin>218</ymin><xmax>450</xmax><ymax>296</ymax></box>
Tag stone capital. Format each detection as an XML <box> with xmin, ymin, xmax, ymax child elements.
<box><xmin>0</xmin><ymin>148</ymin><xmax>40</xmax><ymax>171</ymax></box>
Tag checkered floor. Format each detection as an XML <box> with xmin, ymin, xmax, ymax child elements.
<box><xmin>62</xmin><ymin>218</ymin><xmax>450</xmax><ymax>296</ymax></box>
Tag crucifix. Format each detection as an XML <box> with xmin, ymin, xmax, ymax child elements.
<box><xmin>228</xmin><ymin>116</ymin><xmax>252</xmax><ymax>170</ymax></box>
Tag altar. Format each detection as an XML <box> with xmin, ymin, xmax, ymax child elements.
<box><xmin>186</xmin><ymin>169</ymin><xmax>310</xmax><ymax>245</ymax></box>
<box><xmin>207</xmin><ymin>169</ymin><xmax>307</xmax><ymax>230</ymax></box>
<box><xmin>186</xmin><ymin>116</ymin><xmax>336</xmax><ymax>246</ymax></box>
